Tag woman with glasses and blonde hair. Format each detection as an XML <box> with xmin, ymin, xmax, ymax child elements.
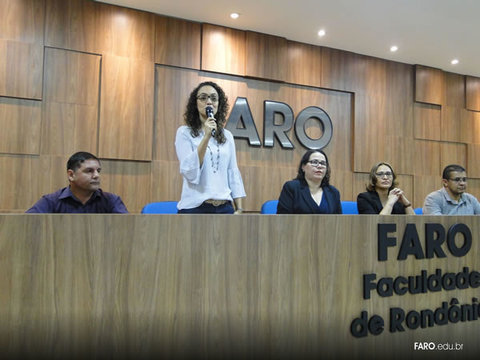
<box><xmin>277</xmin><ymin>149</ymin><xmax>342</xmax><ymax>214</ymax></box>
<box><xmin>175</xmin><ymin>81</ymin><xmax>246</xmax><ymax>214</ymax></box>
<box><xmin>357</xmin><ymin>162</ymin><xmax>415</xmax><ymax>214</ymax></box>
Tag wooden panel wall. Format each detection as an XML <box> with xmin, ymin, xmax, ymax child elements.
<box><xmin>98</xmin><ymin>54</ymin><xmax>154</xmax><ymax>161</ymax></box>
<box><xmin>0</xmin><ymin>98</ymin><xmax>41</xmax><ymax>155</ymax></box>
<box><xmin>201</xmin><ymin>24</ymin><xmax>245</xmax><ymax>75</ymax></box>
<box><xmin>45</xmin><ymin>0</ymin><xmax>96</xmax><ymax>52</ymax></box>
<box><xmin>155</xmin><ymin>15</ymin><xmax>201</xmax><ymax>69</ymax></box>
<box><xmin>245</xmin><ymin>31</ymin><xmax>288</xmax><ymax>81</ymax></box>
<box><xmin>0</xmin><ymin>0</ymin><xmax>44</xmax><ymax>99</ymax></box>
<box><xmin>415</xmin><ymin>65</ymin><xmax>445</xmax><ymax>105</ymax></box>
<box><xmin>41</xmin><ymin>48</ymin><xmax>100</xmax><ymax>156</ymax></box>
<box><xmin>1</xmin><ymin>0</ymin><xmax>480</xmax><ymax>212</ymax></box>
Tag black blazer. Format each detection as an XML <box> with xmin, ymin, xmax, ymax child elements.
<box><xmin>277</xmin><ymin>179</ymin><xmax>342</xmax><ymax>214</ymax></box>
<box><xmin>357</xmin><ymin>190</ymin><xmax>405</xmax><ymax>214</ymax></box>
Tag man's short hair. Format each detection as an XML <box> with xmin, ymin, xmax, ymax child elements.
<box><xmin>442</xmin><ymin>164</ymin><xmax>466</xmax><ymax>180</ymax></box>
<box><xmin>67</xmin><ymin>151</ymin><xmax>100</xmax><ymax>171</ymax></box>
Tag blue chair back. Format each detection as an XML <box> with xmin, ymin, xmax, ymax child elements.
<box><xmin>341</xmin><ymin>201</ymin><xmax>358</xmax><ymax>214</ymax></box>
<box><xmin>141</xmin><ymin>201</ymin><xmax>178</xmax><ymax>214</ymax></box>
<box><xmin>261</xmin><ymin>200</ymin><xmax>279</xmax><ymax>214</ymax></box>
<box><xmin>414</xmin><ymin>207</ymin><xmax>423</xmax><ymax>215</ymax></box>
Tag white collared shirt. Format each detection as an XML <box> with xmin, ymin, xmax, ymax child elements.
<box><xmin>175</xmin><ymin>126</ymin><xmax>246</xmax><ymax>210</ymax></box>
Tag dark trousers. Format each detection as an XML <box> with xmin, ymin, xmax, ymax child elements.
<box><xmin>178</xmin><ymin>201</ymin><xmax>234</xmax><ymax>214</ymax></box>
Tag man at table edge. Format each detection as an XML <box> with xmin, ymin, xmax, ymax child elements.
<box><xmin>423</xmin><ymin>164</ymin><xmax>480</xmax><ymax>215</ymax></box>
<box><xmin>26</xmin><ymin>151</ymin><xmax>128</xmax><ymax>213</ymax></box>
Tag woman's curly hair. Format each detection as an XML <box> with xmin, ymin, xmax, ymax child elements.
<box><xmin>183</xmin><ymin>81</ymin><xmax>229</xmax><ymax>144</ymax></box>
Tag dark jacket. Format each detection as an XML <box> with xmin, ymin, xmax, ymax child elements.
<box><xmin>277</xmin><ymin>179</ymin><xmax>342</xmax><ymax>214</ymax></box>
<box><xmin>357</xmin><ymin>190</ymin><xmax>405</xmax><ymax>214</ymax></box>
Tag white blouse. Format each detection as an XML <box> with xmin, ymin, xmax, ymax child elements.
<box><xmin>175</xmin><ymin>126</ymin><xmax>246</xmax><ymax>210</ymax></box>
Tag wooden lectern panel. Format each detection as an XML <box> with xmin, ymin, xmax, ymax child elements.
<box><xmin>0</xmin><ymin>214</ymin><xmax>478</xmax><ymax>358</ymax></box>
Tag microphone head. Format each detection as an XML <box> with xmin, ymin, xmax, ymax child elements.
<box><xmin>206</xmin><ymin>105</ymin><xmax>214</xmax><ymax>118</ymax></box>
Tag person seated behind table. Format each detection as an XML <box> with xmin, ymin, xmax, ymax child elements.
<box><xmin>175</xmin><ymin>81</ymin><xmax>246</xmax><ymax>214</ymax></box>
<box><xmin>423</xmin><ymin>164</ymin><xmax>480</xmax><ymax>215</ymax></box>
<box><xmin>277</xmin><ymin>149</ymin><xmax>342</xmax><ymax>214</ymax></box>
<box><xmin>357</xmin><ymin>162</ymin><xmax>414</xmax><ymax>214</ymax></box>
<box><xmin>26</xmin><ymin>151</ymin><xmax>128</xmax><ymax>213</ymax></box>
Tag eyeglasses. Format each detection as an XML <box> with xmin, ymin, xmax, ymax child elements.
<box><xmin>449</xmin><ymin>177</ymin><xmax>467</xmax><ymax>182</ymax></box>
<box><xmin>375</xmin><ymin>172</ymin><xmax>393</xmax><ymax>177</ymax></box>
<box><xmin>197</xmin><ymin>93</ymin><xmax>219</xmax><ymax>103</ymax></box>
<box><xmin>308</xmin><ymin>160</ymin><xmax>327</xmax><ymax>167</ymax></box>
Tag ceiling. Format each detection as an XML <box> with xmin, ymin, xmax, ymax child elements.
<box><xmin>97</xmin><ymin>0</ymin><xmax>480</xmax><ymax>77</ymax></box>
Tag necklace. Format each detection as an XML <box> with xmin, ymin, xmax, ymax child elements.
<box><xmin>207</xmin><ymin>142</ymin><xmax>220</xmax><ymax>173</ymax></box>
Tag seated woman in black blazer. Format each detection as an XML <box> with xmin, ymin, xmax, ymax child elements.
<box><xmin>357</xmin><ymin>162</ymin><xmax>415</xmax><ymax>214</ymax></box>
<box><xmin>277</xmin><ymin>150</ymin><xmax>342</xmax><ymax>214</ymax></box>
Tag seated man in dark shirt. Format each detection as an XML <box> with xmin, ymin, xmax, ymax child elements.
<box><xmin>26</xmin><ymin>151</ymin><xmax>128</xmax><ymax>213</ymax></box>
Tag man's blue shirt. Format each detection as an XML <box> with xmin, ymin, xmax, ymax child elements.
<box><xmin>26</xmin><ymin>187</ymin><xmax>128</xmax><ymax>213</ymax></box>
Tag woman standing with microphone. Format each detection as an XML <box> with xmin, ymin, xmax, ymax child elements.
<box><xmin>175</xmin><ymin>81</ymin><xmax>246</xmax><ymax>214</ymax></box>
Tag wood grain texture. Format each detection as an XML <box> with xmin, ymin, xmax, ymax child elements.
<box><xmin>201</xmin><ymin>24</ymin><xmax>245</xmax><ymax>76</ymax></box>
<box><xmin>150</xmin><ymin>160</ymin><xmax>183</xmax><ymax>204</ymax></box>
<box><xmin>41</xmin><ymin>48</ymin><xmax>101</xmax><ymax>156</ymax></box>
<box><xmin>441</xmin><ymin>106</ymin><xmax>470</xmax><ymax>143</ymax></box>
<box><xmin>413</xmin><ymin>103</ymin><xmax>441</xmax><ymax>140</ymax></box>
<box><xmin>0</xmin><ymin>214</ymin><xmax>479</xmax><ymax>358</ymax></box>
<box><xmin>440</xmin><ymin>142</ymin><xmax>466</xmax><ymax>169</ymax></box>
<box><xmin>0</xmin><ymin>0</ymin><xmax>44</xmax><ymax>43</ymax></box>
<box><xmin>415</xmin><ymin>65</ymin><xmax>445</xmax><ymax>105</ymax></box>
<box><xmin>0</xmin><ymin>0</ymin><xmax>44</xmax><ymax>99</ymax></box>
<box><xmin>0</xmin><ymin>98</ymin><xmax>41</xmax><ymax>155</ymax></box>
<box><xmin>286</xmin><ymin>41</ymin><xmax>322</xmax><ymax>87</ymax></box>
<box><xmin>413</xmin><ymin>139</ymin><xmax>441</xmax><ymax>176</ymax></box>
<box><xmin>240</xmin><ymin>164</ymin><xmax>294</xmax><ymax>212</ymax></box>
<box><xmin>155</xmin><ymin>15</ymin><xmax>201</xmax><ymax>69</ymax></box>
<box><xmin>320</xmin><ymin>47</ymin><xmax>358</xmax><ymax>92</ymax></box>
<box><xmin>467</xmin><ymin>144</ymin><xmax>480</xmax><ymax>178</ymax></box>
<box><xmin>95</xmin><ymin>2</ymin><xmax>154</xmax><ymax>61</ymax></box>
<box><xmin>353</xmin><ymin>94</ymin><xmax>386</xmax><ymax>172</ymax></box>
<box><xmin>245</xmin><ymin>31</ymin><xmax>287</xmax><ymax>82</ymax></box>
<box><xmin>40</xmin><ymin>102</ymin><xmax>98</xmax><ymax>156</ymax></box>
<box><xmin>355</xmin><ymin>56</ymin><xmax>387</xmax><ymax>96</ymax></box>
<box><xmin>45</xmin><ymin>0</ymin><xmax>97</xmax><ymax>53</ymax></box>
<box><xmin>383</xmin><ymin>136</ymin><xmax>414</xmax><ymax>175</ymax></box>
<box><xmin>385</xmin><ymin>61</ymin><xmax>414</xmax><ymax>138</ymax></box>
<box><xmin>100</xmin><ymin>160</ymin><xmax>152</xmax><ymax>213</ymax></box>
<box><xmin>467</xmin><ymin>178</ymin><xmax>480</xmax><ymax>200</ymax></box>
<box><xmin>351</xmin><ymin>58</ymin><xmax>389</xmax><ymax>174</ymax></box>
<box><xmin>0</xmin><ymin>40</ymin><xmax>43</xmax><ymax>99</ymax></box>
<box><xmin>43</xmin><ymin>48</ymin><xmax>101</xmax><ymax>106</ymax></box>
<box><xmin>444</xmin><ymin>72</ymin><xmax>465</xmax><ymax>108</ymax></box>
<box><xmin>0</xmin><ymin>155</ymin><xmax>66</xmax><ymax>212</ymax></box>
<box><xmin>331</xmin><ymin>169</ymin><xmax>354</xmax><ymax>201</ymax></box>
<box><xmin>467</xmin><ymin>110</ymin><xmax>480</xmax><ymax>144</ymax></box>
<box><xmin>466</xmin><ymin>75</ymin><xmax>480</xmax><ymax>112</ymax></box>
<box><xmin>99</xmin><ymin>54</ymin><xmax>154</xmax><ymax>161</ymax></box>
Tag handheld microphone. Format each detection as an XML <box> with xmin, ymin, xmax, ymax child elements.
<box><xmin>206</xmin><ymin>105</ymin><xmax>216</xmax><ymax>136</ymax></box>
